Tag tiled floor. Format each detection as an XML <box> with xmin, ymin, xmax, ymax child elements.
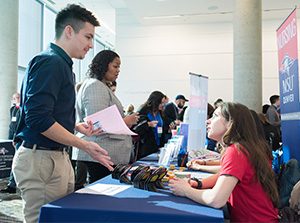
<box><xmin>0</xmin><ymin>178</ymin><xmax>23</xmax><ymax>223</ymax></box>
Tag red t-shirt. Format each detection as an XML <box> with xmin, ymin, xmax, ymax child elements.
<box><xmin>220</xmin><ymin>144</ymin><xmax>278</xmax><ymax>222</ymax></box>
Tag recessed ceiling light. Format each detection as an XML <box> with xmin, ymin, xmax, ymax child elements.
<box><xmin>208</xmin><ymin>6</ymin><xmax>218</xmax><ymax>11</ymax></box>
<box><xmin>143</xmin><ymin>15</ymin><xmax>182</xmax><ymax>20</ymax></box>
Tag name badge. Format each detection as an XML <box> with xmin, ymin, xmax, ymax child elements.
<box><xmin>157</xmin><ymin>127</ymin><xmax>163</xmax><ymax>134</ymax></box>
<box><xmin>11</xmin><ymin>116</ymin><xmax>17</xmax><ymax>122</ymax></box>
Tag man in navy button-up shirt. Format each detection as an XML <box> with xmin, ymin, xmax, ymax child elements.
<box><xmin>12</xmin><ymin>4</ymin><xmax>114</xmax><ymax>223</ymax></box>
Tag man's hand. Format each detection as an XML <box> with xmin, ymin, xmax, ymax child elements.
<box><xmin>84</xmin><ymin>141</ymin><xmax>114</xmax><ymax>171</ymax></box>
<box><xmin>76</xmin><ymin>121</ymin><xmax>103</xmax><ymax>137</ymax></box>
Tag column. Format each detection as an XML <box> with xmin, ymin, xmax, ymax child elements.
<box><xmin>0</xmin><ymin>0</ymin><xmax>19</xmax><ymax>139</ymax></box>
<box><xmin>233</xmin><ymin>0</ymin><xmax>262</xmax><ymax>112</ymax></box>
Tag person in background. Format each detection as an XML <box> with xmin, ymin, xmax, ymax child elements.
<box><xmin>73</xmin><ymin>50</ymin><xmax>139</xmax><ymax>183</ymax></box>
<box><xmin>205</xmin><ymin>103</ymin><xmax>217</xmax><ymax>151</ymax></box>
<box><xmin>266</xmin><ymin>95</ymin><xmax>281</xmax><ymax>133</ymax></box>
<box><xmin>177</xmin><ymin>106</ymin><xmax>188</xmax><ymax>122</ymax></box>
<box><xmin>262</xmin><ymin>104</ymin><xmax>270</xmax><ymax>115</ymax></box>
<box><xmin>132</xmin><ymin>91</ymin><xmax>167</xmax><ymax>159</ymax></box>
<box><xmin>258</xmin><ymin>113</ymin><xmax>281</xmax><ymax>151</ymax></box>
<box><xmin>213</xmin><ymin>98</ymin><xmax>223</xmax><ymax>109</ymax></box>
<box><xmin>12</xmin><ymin>5</ymin><xmax>114</xmax><ymax>222</ymax></box>
<box><xmin>107</xmin><ymin>80</ymin><xmax>117</xmax><ymax>93</ymax></box>
<box><xmin>170</xmin><ymin>102</ymin><xmax>279</xmax><ymax>222</ymax></box>
<box><xmin>126</xmin><ymin>104</ymin><xmax>135</xmax><ymax>116</ymax></box>
<box><xmin>163</xmin><ymin>94</ymin><xmax>188</xmax><ymax>143</ymax></box>
<box><xmin>8</xmin><ymin>93</ymin><xmax>21</xmax><ymax>140</ymax></box>
<box><xmin>0</xmin><ymin>93</ymin><xmax>21</xmax><ymax>194</ymax></box>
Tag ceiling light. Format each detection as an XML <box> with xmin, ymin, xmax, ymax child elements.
<box><xmin>143</xmin><ymin>15</ymin><xmax>182</xmax><ymax>20</ymax></box>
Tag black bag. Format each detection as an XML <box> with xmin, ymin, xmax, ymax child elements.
<box><xmin>279</xmin><ymin>207</ymin><xmax>300</xmax><ymax>222</ymax></box>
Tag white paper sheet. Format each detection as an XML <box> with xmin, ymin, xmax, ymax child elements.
<box><xmin>84</xmin><ymin>104</ymin><xmax>137</xmax><ymax>135</ymax></box>
<box><xmin>191</xmin><ymin>171</ymin><xmax>213</xmax><ymax>179</ymax></box>
<box><xmin>76</xmin><ymin>183</ymin><xmax>131</xmax><ymax>196</ymax></box>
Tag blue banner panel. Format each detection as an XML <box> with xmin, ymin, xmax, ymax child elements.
<box><xmin>280</xmin><ymin>120</ymin><xmax>300</xmax><ymax>162</ymax></box>
<box><xmin>279</xmin><ymin>59</ymin><xmax>300</xmax><ymax>113</ymax></box>
<box><xmin>277</xmin><ymin>9</ymin><xmax>300</xmax><ymax>162</ymax></box>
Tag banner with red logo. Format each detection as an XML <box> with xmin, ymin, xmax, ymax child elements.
<box><xmin>277</xmin><ymin>8</ymin><xmax>300</xmax><ymax>162</ymax></box>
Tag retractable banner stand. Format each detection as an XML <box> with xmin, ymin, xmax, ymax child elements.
<box><xmin>187</xmin><ymin>73</ymin><xmax>208</xmax><ymax>152</ymax></box>
<box><xmin>277</xmin><ymin>8</ymin><xmax>300</xmax><ymax>162</ymax></box>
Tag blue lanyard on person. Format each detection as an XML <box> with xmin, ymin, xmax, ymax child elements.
<box><xmin>147</xmin><ymin>112</ymin><xmax>163</xmax><ymax>146</ymax></box>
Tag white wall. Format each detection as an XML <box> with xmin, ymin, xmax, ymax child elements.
<box><xmin>115</xmin><ymin>18</ymin><xmax>300</xmax><ymax>111</ymax></box>
<box><xmin>262</xmin><ymin>19</ymin><xmax>284</xmax><ymax>104</ymax></box>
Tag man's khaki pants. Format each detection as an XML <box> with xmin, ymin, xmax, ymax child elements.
<box><xmin>12</xmin><ymin>146</ymin><xmax>74</xmax><ymax>223</ymax></box>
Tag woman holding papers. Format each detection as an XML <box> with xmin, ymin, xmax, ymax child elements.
<box><xmin>73</xmin><ymin>50</ymin><xmax>139</xmax><ymax>183</ymax></box>
<box><xmin>169</xmin><ymin>102</ymin><xmax>279</xmax><ymax>222</ymax></box>
<box><xmin>132</xmin><ymin>91</ymin><xmax>167</xmax><ymax>159</ymax></box>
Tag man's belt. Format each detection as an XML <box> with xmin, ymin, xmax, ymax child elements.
<box><xmin>22</xmin><ymin>141</ymin><xmax>70</xmax><ymax>152</ymax></box>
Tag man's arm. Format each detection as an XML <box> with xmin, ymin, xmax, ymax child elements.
<box><xmin>42</xmin><ymin>122</ymin><xmax>114</xmax><ymax>171</ymax></box>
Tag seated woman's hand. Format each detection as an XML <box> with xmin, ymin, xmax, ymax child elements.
<box><xmin>169</xmin><ymin>177</ymin><xmax>191</xmax><ymax>197</ymax></box>
<box><xmin>193</xmin><ymin>159</ymin><xmax>207</xmax><ymax>165</ymax></box>
<box><xmin>187</xmin><ymin>159</ymin><xmax>205</xmax><ymax>169</ymax></box>
<box><xmin>187</xmin><ymin>159</ymin><xmax>220</xmax><ymax>169</ymax></box>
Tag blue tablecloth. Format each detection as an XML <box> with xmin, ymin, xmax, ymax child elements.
<box><xmin>39</xmin><ymin>175</ymin><xmax>223</xmax><ymax>222</ymax></box>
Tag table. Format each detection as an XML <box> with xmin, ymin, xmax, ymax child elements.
<box><xmin>39</xmin><ymin>175</ymin><xmax>224</xmax><ymax>222</ymax></box>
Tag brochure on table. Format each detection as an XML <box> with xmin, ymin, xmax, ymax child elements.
<box><xmin>158</xmin><ymin>135</ymin><xmax>184</xmax><ymax>166</ymax></box>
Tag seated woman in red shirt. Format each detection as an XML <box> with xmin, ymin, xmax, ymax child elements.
<box><xmin>169</xmin><ymin>102</ymin><xmax>279</xmax><ymax>222</ymax></box>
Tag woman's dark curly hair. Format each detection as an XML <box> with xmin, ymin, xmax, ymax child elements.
<box><xmin>88</xmin><ymin>50</ymin><xmax>120</xmax><ymax>81</ymax></box>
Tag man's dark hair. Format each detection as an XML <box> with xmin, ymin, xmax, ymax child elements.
<box><xmin>269</xmin><ymin>95</ymin><xmax>280</xmax><ymax>104</ymax></box>
<box><xmin>55</xmin><ymin>4</ymin><xmax>100</xmax><ymax>39</ymax></box>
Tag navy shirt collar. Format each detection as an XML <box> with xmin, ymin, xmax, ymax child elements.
<box><xmin>50</xmin><ymin>43</ymin><xmax>73</xmax><ymax>67</ymax></box>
